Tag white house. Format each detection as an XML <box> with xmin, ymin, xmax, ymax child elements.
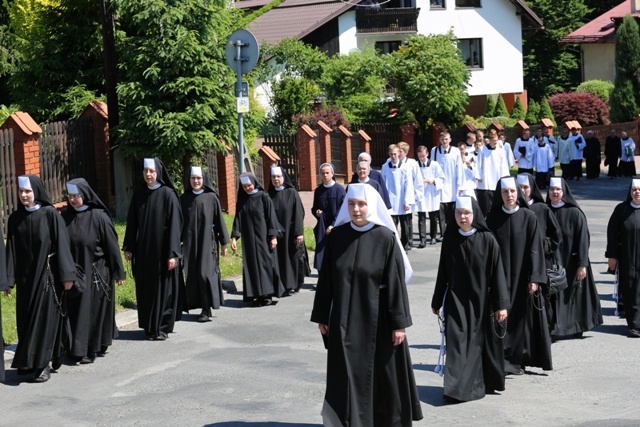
<box><xmin>235</xmin><ymin>0</ymin><xmax>543</xmax><ymax>116</ymax></box>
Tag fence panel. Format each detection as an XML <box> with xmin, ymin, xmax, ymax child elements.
<box><xmin>67</xmin><ymin>118</ymin><xmax>96</xmax><ymax>187</ymax></box>
<box><xmin>40</xmin><ymin>121</ymin><xmax>68</xmax><ymax>203</ymax></box>
<box><xmin>351</xmin><ymin>133</ymin><xmax>364</xmax><ymax>174</ymax></box>
<box><xmin>352</xmin><ymin>123</ymin><xmax>400</xmax><ymax>168</ymax></box>
<box><xmin>204</xmin><ymin>148</ymin><xmax>220</xmax><ymax>189</ymax></box>
<box><xmin>0</xmin><ymin>128</ymin><xmax>17</xmax><ymax>234</ymax></box>
<box><xmin>330</xmin><ymin>132</ymin><xmax>343</xmax><ymax>175</ymax></box>
<box><xmin>263</xmin><ymin>133</ymin><xmax>299</xmax><ymax>189</ymax></box>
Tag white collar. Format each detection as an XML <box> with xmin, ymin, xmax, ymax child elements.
<box><xmin>323</xmin><ymin>181</ymin><xmax>335</xmax><ymax>188</ymax></box>
<box><xmin>148</xmin><ymin>183</ymin><xmax>161</xmax><ymax>190</ymax></box>
<box><xmin>551</xmin><ymin>202</ymin><xmax>565</xmax><ymax>208</ymax></box>
<box><xmin>631</xmin><ymin>202</ymin><xmax>640</xmax><ymax>209</ymax></box>
<box><xmin>248</xmin><ymin>189</ymin><xmax>259</xmax><ymax>195</ymax></box>
<box><xmin>502</xmin><ymin>205</ymin><xmax>520</xmax><ymax>214</ymax></box>
<box><xmin>25</xmin><ymin>204</ymin><xmax>41</xmax><ymax>212</ymax></box>
<box><xmin>74</xmin><ymin>205</ymin><xmax>90</xmax><ymax>212</ymax></box>
<box><xmin>527</xmin><ymin>199</ymin><xmax>534</xmax><ymax>206</ymax></box>
<box><xmin>275</xmin><ymin>186</ymin><xmax>285</xmax><ymax>192</ymax></box>
<box><xmin>358</xmin><ymin>177</ymin><xmax>370</xmax><ymax>183</ymax></box>
<box><xmin>458</xmin><ymin>227</ymin><xmax>477</xmax><ymax>236</ymax></box>
<box><xmin>350</xmin><ymin>221</ymin><xmax>375</xmax><ymax>232</ymax></box>
<box><xmin>192</xmin><ymin>189</ymin><xmax>205</xmax><ymax>195</ymax></box>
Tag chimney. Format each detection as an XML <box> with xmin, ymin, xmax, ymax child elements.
<box><xmin>633</xmin><ymin>0</ymin><xmax>640</xmax><ymax>14</ymax></box>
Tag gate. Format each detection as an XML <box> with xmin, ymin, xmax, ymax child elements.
<box><xmin>263</xmin><ymin>133</ymin><xmax>299</xmax><ymax>189</ymax></box>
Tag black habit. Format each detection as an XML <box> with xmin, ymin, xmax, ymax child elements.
<box><xmin>63</xmin><ymin>178</ymin><xmax>125</xmax><ymax>358</ymax></box>
<box><xmin>232</xmin><ymin>175</ymin><xmax>284</xmax><ymax>302</ymax></box>
<box><xmin>432</xmin><ymin>198</ymin><xmax>510</xmax><ymax>402</ymax></box>
<box><xmin>311</xmin><ymin>183</ymin><xmax>346</xmax><ymax>270</ymax></box>
<box><xmin>181</xmin><ymin>173</ymin><xmax>230</xmax><ymax>312</ymax></box>
<box><xmin>123</xmin><ymin>159</ymin><xmax>183</xmax><ymax>338</ymax></box>
<box><xmin>486</xmin><ymin>185</ymin><xmax>551</xmax><ymax>372</ymax></box>
<box><xmin>584</xmin><ymin>136</ymin><xmax>601</xmax><ymax>179</ymax></box>
<box><xmin>7</xmin><ymin>175</ymin><xmax>76</xmax><ymax>371</ymax></box>
<box><xmin>350</xmin><ymin>171</ymin><xmax>392</xmax><ymax>209</ymax></box>
<box><xmin>606</xmin><ymin>191</ymin><xmax>640</xmax><ymax>332</ymax></box>
<box><xmin>312</xmin><ymin>223</ymin><xmax>422</xmax><ymax>426</ymax></box>
<box><xmin>0</xmin><ymin>228</ymin><xmax>8</xmax><ymax>382</ymax></box>
<box><xmin>546</xmin><ymin>180</ymin><xmax>603</xmax><ymax>337</ymax></box>
<box><xmin>604</xmin><ymin>135</ymin><xmax>621</xmax><ymax>177</ymax></box>
<box><xmin>269</xmin><ymin>174</ymin><xmax>305</xmax><ymax>293</ymax></box>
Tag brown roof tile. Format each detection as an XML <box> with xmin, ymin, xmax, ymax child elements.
<box><xmin>561</xmin><ymin>0</ymin><xmax>631</xmax><ymax>44</ymax></box>
<box><xmin>10</xmin><ymin>112</ymin><xmax>42</xmax><ymax>135</ymax></box>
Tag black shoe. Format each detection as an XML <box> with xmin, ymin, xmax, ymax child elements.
<box><xmin>150</xmin><ymin>331</ymin><xmax>168</xmax><ymax>341</ymax></box>
<box><xmin>197</xmin><ymin>308</ymin><xmax>212</xmax><ymax>322</ymax></box>
<box><xmin>32</xmin><ymin>366</ymin><xmax>51</xmax><ymax>383</ymax></box>
<box><xmin>260</xmin><ymin>297</ymin><xmax>273</xmax><ymax>306</ymax></box>
<box><xmin>404</xmin><ymin>245</ymin><xmax>412</xmax><ymax>252</ymax></box>
<box><xmin>97</xmin><ymin>346</ymin><xmax>108</xmax><ymax>357</ymax></box>
<box><xmin>628</xmin><ymin>329</ymin><xmax>640</xmax><ymax>338</ymax></box>
<box><xmin>52</xmin><ymin>356</ymin><xmax>62</xmax><ymax>371</ymax></box>
<box><xmin>79</xmin><ymin>353</ymin><xmax>95</xmax><ymax>364</ymax></box>
<box><xmin>507</xmin><ymin>368</ymin><xmax>525</xmax><ymax>376</ymax></box>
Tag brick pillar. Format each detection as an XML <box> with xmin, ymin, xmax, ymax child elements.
<box><xmin>79</xmin><ymin>101</ymin><xmax>114</xmax><ymax>209</ymax></box>
<box><xmin>400</xmin><ymin>123</ymin><xmax>416</xmax><ymax>157</ymax></box>
<box><xmin>339</xmin><ymin>125</ymin><xmax>353</xmax><ymax>181</ymax></box>
<box><xmin>358</xmin><ymin>129</ymin><xmax>371</xmax><ymax>154</ymax></box>
<box><xmin>259</xmin><ymin>145</ymin><xmax>280</xmax><ymax>188</ymax></box>
<box><xmin>1</xmin><ymin>112</ymin><xmax>42</xmax><ymax>177</ymax></box>
<box><xmin>217</xmin><ymin>147</ymin><xmax>237</xmax><ymax>214</ymax></box>
<box><xmin>296</xmin><ymin>124</ymin><xmax>317</xmax><ymax>191</ymax></box>
<box><xmin>317</xmin><ymin>120</ymin><xmax>332</xmax><ymax>165</ymax></box>
<box><xmin>431</xmin><ymin>122</ymin><xmax>447</xmax><ymax>148</ymax></box>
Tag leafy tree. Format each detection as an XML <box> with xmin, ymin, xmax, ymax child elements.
<box><xmin>539</xmin><ymin>97</ymin><xmax>556</xmax><ymax>125</ymax></box>
<box><xmin>547</xmin><ymin>92</ymin><xmax>609</xmax><ymax>125</ymax></box>
<box><xmin>576</xmin><ymin>80</ymin><xmax>614</xmax><ymax>103</ymax></box>
<box><xmin>523</xmin><ymin>0</ymin><xmax>592</xmax><ymax>99</ymax></box>
<box><xmin>391</xmin><ymin>33</ymin><xmax>469</xmax><ymax>128</ymax></box>
<box><xmin>320</xmin><ymin>48</ymin><xmax>389</xmax><ymax>123</ymax></box>
<box><xmin>510</xmin><ymin>97</ymin><xmax>526</xmax><ymax>121</ymax></box>
<box><xmin>271</xmin><ymin>76</ymin><xmax>320</xmax><ymax>129</ymax></box>
<box><xmin>6</xmin><ymin>0</ymin><xmax>105</xmax><ymax>121</ymax></box>
<box><xmin>584</xmin><ymin>0</ymin><xmax>622</xmax><ymax>22</ymax></box>
<box><xmin>609</xmin><ymin>15</ymin><xmax>640</xmax><ymax>123</ymax></box>
<box><xmin>115</xmin><ymin>0</ymin><xmax>240</xmax><ymax>168</ymax></box>
<box><xmin>484</xmin><ymin>95</ymin><xmax>496</xmax><ymax>117</ymax></box>
<box><xmin>493</xmin><ymin>94</ymin><xmax>508</xmax><ymax>117</ymax></box>
<box><xmin>525</xmin><ymin>98</ymin><xmax>540</xmax><ymax>123</ymax></box>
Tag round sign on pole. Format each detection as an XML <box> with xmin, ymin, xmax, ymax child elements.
<box><xmin>225</xmin><ymin>29</ymin><xmax>260</xmax><ymax>75</ymax></box>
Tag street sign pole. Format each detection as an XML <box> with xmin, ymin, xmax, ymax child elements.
<box><xmin>226</xmin><ymin>30</ymin><xmax>259</xmax><ymax>176</ymax></box>
<box><xmin>235</xmin><ymin>39</ymin><xmax>246</xmax><ymax>174</ymax></box>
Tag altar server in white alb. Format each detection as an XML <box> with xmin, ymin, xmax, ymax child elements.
<box><xmin>533</xmin><ymin>133</ymin><xmax>556</xmax><ymax>190</ymax></box>
<box><xmin>476</xmin><ymin>129</ymin><xmax>510</xmax><ymax>216</ymax></box>
<box><xmin>431</xmin><ymin>132</ymin><xmax>463</xmax><ymax>240</ymax></box>
<box><xmin>415</xmin><ymin>145</ymin><xmax>444</xmax><ymax>247</ymax></box>
<box><xmin>382</xmin><ymin>144</ymin><xmax>415</xmax><ymax>251</ymax></box>
<box><xmin>513</xmin><ymin>129</ymin><xmax>535</xmax><ymax>175</ymax></box>
<box><xmin>398</xmin><ymin>141</ymin><xmax>424</xmax><ymax>249</ymax></box>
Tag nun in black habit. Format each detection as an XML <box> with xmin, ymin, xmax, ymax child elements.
<box><xmin>180</xmin><ymin>167</ymin><xmax>230</xmax><ymax>322</ymax></box>
<box><xmin>63</xmin><ymin>178</ymin><xmax>125</xmax><ymax>362</ymax></box>
<box><xmin>311</xmin><ymin>163</ymin><xmax>346</xmax><ymax>271</ymax></box>
<box><xmin>231</xmin><ymin>172</ymin><xmax>284</xmax><ymax>306</ymax></box>
<box><xmin>268</xmin><ymin>166</ymin><xmax>305</xmax><ymax>294</ymax></box>
<box><xmin>486</xmin><ymin>177</ymin><xmax>551</xmax><ymax>374</ymax></box>
<box><xmin>123</xmin><ymin>158</ymin><xmax>183</xmax><ymax>341</ymax></box>
<box><xmin>546</xmin><ymin>177</ymin><xmax>603</xmax><ymax>338</ymax></box>
<box><xmin>0</xmin><ymin>228</ymin><xmax>8</xmax><ymax>383</ymax></box>
<box><xmin>606</xmin><ymin>179</ymin><xmax>640</xmax><ymax>338</ymax></box>
<box><xmin>311</xmin><ymin>184</ymin><xmax>422</xmax><ymax>426</ymax></box>
<box><xmin>6</xmin><ymin>175</ymin><xmax>76</xmax><ymax>382</ymax></box>
<box><xmin>432</xmin><ymin>196</ymin><xmax>510</xmax><ymax>402</ymax></box>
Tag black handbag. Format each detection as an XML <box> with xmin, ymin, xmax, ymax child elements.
<box><xmin>545</xmin><ymin>252</ymin><xmax>568</xmax><ymax>296</ymax></box>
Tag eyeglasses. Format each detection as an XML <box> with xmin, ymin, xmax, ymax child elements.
<box><xmin>68</xmin><ymin>194</ymin><xmax>82</xmax><ymax>200</ymax></box>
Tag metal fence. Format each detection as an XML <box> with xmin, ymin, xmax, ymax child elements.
<box><xmin>0</xmin><ymin>128</ymin><xmax>17</xmax><ymax>234</ymax></box>
<box><xmin>40</xmin><ymin>118</ymin><xmax>95</xmax><ymax>203</ymax></box>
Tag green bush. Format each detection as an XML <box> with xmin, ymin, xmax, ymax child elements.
<box><xmin>510</xmin><ymin>97</ymin><xmax>526</xmax><ymax>121</ymax></box>
<box><xmin>494</xmin><ymin>94</ymin><xmax>508</xmax><ymax>117</ymax></box>
<box><xmin>526</xmin><ymin>98</ymin><xmax>540</xmax><ymax>123</ymax></box>
<box><xmin>576</xmin><ymin>80</ymin><xmax>614</xmax><ymax>103</ymax></box>
<box><xmin>484</xmin><ymin>95</ymin><xmax>496</xmax><ymax>117</ymax></box>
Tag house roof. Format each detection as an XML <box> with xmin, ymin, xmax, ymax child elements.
<box><xmin>239</xmin><ymin>0</ymin><xmax>543</xmax><ymax>47</ymax></box>
<box><xmin>237</xmin><ymin>0</ymin><xmax>351</xmax><ymax>47</ymax></box>
<box><xmin>560</xmin><ymin>0</ymin><xmax>636</xmax><ymax>44</ymax></box>
<box><xmin>508</xmin><ymin>0</ymin><xmax>544</xmax><ymax>30</ymax></box>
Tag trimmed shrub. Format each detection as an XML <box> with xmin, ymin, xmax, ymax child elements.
<box><xmin>293</xmin><ymin>105</ymin><xmax>350</xmax><ymax>131</ymax></box>
<box><xmin>510</xmin><ymin>97</ymin><xmax>526</xmax><ymax>120</ymax></box>
<box><xmin>484</xmin><ymin>95</ymin><xmax>496</xmax><ymax>117</ymax></box>
<box><xmin>576</xmin><ymin>80</ymin><xmax>614</xmax><ymax>103</ymax></box>
<box><xmin>525</xmin><ymin>98</ymin><xmax>540</xmax><ymax>123</ymax></box>
<box><xmin>547</xmin><ymin>91</ymin><xmax>609</xmax><ymax>125</ymax></box>
<box><xmin>609</xmin><ymin>77</ymin><xmax>640</xmax><ymax>123</ymax></box>
<box><xmin>493</xmin><ymin>94</ymin><xmax>508</xmax><ymax>117</ymax></box>
<box><xmin>539</xmin><ymin>97</ymin><xmax>556</xmax><ymax>126</ymax></box>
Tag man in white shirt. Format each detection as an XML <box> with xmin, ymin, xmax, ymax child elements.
<box><xmin>381</xmin><ymin>144</ymin><xmax>415</xmax><ymax>250</ymax></box>
<box><xmin>398</xmin><ymin>141</ymin><xmax>424</xmax><ymax>249</ymax></box>
<box><xmin>533</xmin><ymin>133</ymin><xmax>555</xmax><ymax>189</ymax></box>
<box><xmin>431</xmin><ymin>132</ymin><xmax>463</xmax><ymax>240</ymax></box>
<box><xmin>415</xmin><ymin>145</ymin><xmax>444</xmax><ymax>247</ymax></box>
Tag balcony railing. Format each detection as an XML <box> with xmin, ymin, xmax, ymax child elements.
<box><xmin>356</xmin><ymin>8</ymin><xmax>420</xmax><ymax>34</ymax></box>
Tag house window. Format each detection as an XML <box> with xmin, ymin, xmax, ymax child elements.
<box><xmin>376</xmin><ymin>41</ymin><xmax>402</xmax><ymax>54</ymax></box>
<box><xmin>459</xmin><ymin>38</ymin><xmax>483</xmax><ymax>68</ymax></box>
<box><xmin>430</xmin><ymin>0</ymin><xmax>445</xmax><ymax>8</ymax></box>
<box><xmin>456</xmin><ymin>0</ymin><xmax>481</xmax><ymax>7</ymax></box>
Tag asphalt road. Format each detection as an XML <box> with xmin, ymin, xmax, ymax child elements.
<box><xmin>2</xmin><ymin>174</ymin><xmax>640</xmax><ymax>426</ymax></box>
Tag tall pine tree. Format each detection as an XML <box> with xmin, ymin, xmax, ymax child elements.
<box><xmin>494</xmin><ymin>94</ymin><xmax>508</xmax><ymax>117</ymax></box>
<box><xmin>609</xmin><ymin>15</ymin><xmax>640</xmax><ymax>123</ymax></box>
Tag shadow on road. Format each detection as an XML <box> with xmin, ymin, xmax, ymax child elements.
<box><xmin>409</xmin><ymin>343</ymin><xmax>440</xmax><ymax>350</ymax></box>
<box><xmin>592</xmin><ymin>323</ymin><xmax>629</xmax><ymax>337</ymax></box>
<box><xmin>115</xmin><ymin>330</ymin><xmax>150</xmax><ymax>341</ymax></box>
<box><xmin>205</xmin><ymin>423</ymin><xmax>321</xmax><ymax>426</ymax></box>
<box><xmin>417</xmin><ymin>384</ymin><xmax>451</xmax><ymax>407</ymax></box>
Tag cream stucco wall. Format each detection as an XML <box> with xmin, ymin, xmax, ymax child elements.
<box><xmin>582</xmin><ymin>44</ymin><xmax>615</xmax><ymax>83</ymax></box>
